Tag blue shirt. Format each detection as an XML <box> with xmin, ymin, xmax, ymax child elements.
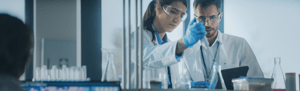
<box><xmin>152</xmin><ymin>25</ymin><xmax>182</xmax><ymax>60</ymax></box>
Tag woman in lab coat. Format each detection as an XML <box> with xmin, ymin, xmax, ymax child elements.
<box><xmin>130</xmin><ymin>0</ymin><xmax>206</xmax><ymax>89</ymax></box>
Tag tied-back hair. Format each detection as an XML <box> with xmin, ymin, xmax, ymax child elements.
<box><xmin>143</xmin><ymin>0</ymin><xmax>187</xmax><ymax>42</ymax></box>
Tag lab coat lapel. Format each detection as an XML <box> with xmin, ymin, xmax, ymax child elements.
<box><xmin>200</xmin><ymin>37</ymin><xmax>213</xmax><ymax>81</ymax></box>
<box><xmin>216</xmin><ymin>31</ymin><xmax>228</xmax><ymax>70</ymax></box>
<box><xmin>195</xmin><ymin>40</ymin><xmax>206</xmax><ymax>81</ymax></box>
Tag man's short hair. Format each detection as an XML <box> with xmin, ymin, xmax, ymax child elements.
<box><xmin>0</xmin><ymin>14</ymin><xmax>33</xmax><ymax>79</ymax></box>
<box><xmin>193</xmin><ymin>0</ymin><xmax>222</xmax><ymax>14</ymax></box>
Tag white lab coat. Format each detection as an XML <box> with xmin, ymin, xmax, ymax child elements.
<box><xmin>173</xmin><ymin>30</ymin><xmax>264</xmax><ymax>88</ymax></box>
<box><xmin>129</xmin><ymin>29</ymin><xmax>181</xmax><ymax>88</ymax></box>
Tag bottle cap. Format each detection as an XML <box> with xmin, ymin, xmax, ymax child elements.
<box><xmin>285</xmin><ymin>73</ymin><xmax>296</xmax><ymax>75</ymax></box>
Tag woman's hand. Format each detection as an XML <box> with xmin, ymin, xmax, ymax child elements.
<box><xmin>183</xmin><ymin>18</ymin><xmax>206</xmax><ymax>47</ymax></box>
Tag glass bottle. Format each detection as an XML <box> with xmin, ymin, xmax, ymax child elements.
<box><xmin>271</xmin><ymin>57</ymin><xmax>286</xmax><ymax>91</ymax></box>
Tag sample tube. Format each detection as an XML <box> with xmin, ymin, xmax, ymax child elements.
<box><xmin>62</xmin><ymin>65</ymin><xmax>67</xmax><ymax>81</ymax></box>
<box><xmin>74</xmin><ymin>67</ymin><xmax>81</xmax><ymax>80</ymax></box>
<box><xmin>41</xmin><ymin>65</ymin><xmax>48</xmax><ymax>81</ymax></box>
<box><xmin>35</xmin><ymin>67</ymin><xmax>41</xmax><ymax>81</ymax></box>
<box><xmin>70</xmin><ymin>66</ymin><xmax>75</xmax><ymax>81</ymax></box>
<box><xmin>285</xmin><ymin>73</ymin><xmax>296</xmax><ymax>91</ymax></box>
<box><xmin>51</xmin><ymin>65</ymin><xmax>58</xmax><ymax>80</ymax></box>
<box><xmin>81</xmin><ymin>65</ymin><xmax>87</xmax><ymax>80</ymax></box>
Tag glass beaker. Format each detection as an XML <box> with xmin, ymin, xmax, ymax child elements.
<box><xmin>101</xmin><ymin>48</ymin><xmax>119</xmax><ymax>82</ymax></box>
<box><xmin>271</xmin><ymin>57</ymin><xmax>286</xmax><ymax>91</ymax></box>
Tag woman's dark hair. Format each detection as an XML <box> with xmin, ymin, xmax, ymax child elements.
<box><xmin>0</xmin><ymin>14</ymin><xmax>33</xmax><ymax>79</ymax></box>
<box><xmin>143</xmin><ymin>0</ymin><xmax>187</xmax><ymax>42</ymax></box>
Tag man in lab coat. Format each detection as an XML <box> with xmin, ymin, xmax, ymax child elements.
<box><xmin>174</xmin><ymin>0</ymin><xmax>264</xmax><ymax>89</ymax></box>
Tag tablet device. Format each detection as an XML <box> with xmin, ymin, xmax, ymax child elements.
<box><xmin>221</xmin><ymin>66</ymin><xmax>249</xmax><ymax>90</ymax></box>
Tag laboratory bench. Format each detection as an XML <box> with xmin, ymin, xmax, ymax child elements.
<box><xmin>122</xmin><ymin>89</ymin><xmax>236</xmax><ymax>91</ymax></box>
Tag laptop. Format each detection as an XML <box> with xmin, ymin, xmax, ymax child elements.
<box><xmin>221</xmin><ymin>66</ymin><xmax>249</xmax><ymax>90</ymax></box>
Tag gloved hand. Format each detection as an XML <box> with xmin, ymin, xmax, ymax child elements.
<box><xmin>183</xmin><ymin>18</ymin><xmax>206</xmax><ymax>47</ymax></box>
<box><xmin>191</xmin><ymin>81</ymin><xmax>210</xmax><ymax>89</ymax></box>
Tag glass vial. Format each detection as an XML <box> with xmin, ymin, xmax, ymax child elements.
<box><xmin>271</xmin><ymin>57</ymin><xmax>286</xmax><ymax>91</ymax></box>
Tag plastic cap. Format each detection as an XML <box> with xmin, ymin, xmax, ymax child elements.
<box><xmin>285</xmin><ymin>73</ymin><xmax>296</xmax><ymax>75</ymax></box>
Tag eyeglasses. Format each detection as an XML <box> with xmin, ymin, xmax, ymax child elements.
<box><xmin>194</xmin><ymin>14</ymin><xmax>220</xmax><ymax>23</ymax></box>
<box><xmin>162</xmin><ymin>5</ymin><xmax>187</xmax><ymax>21</ymax></box>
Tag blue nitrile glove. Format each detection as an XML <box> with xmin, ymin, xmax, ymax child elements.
<box><xmin>191</xmin><ymin>81</ymin><xmax>210</xmax><ymax>89</ymax></box>
<box><xmin>183</xmin><ymin>18</ymin><xmax>206</xmax><ymax>47</ymax></box>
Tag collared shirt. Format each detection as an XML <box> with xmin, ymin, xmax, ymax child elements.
<box><xmin>152</xmin><ymin>25</ymin><xmax>182</xmax><ymax>60</ymax></box>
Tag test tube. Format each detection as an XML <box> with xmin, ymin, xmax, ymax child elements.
<box><xmin>70</xmin><ymin>66</ymin><xmax>75</xmax><ymax>81</ymax></box>
<box><xmin>51</xmin><ymin>65</ymin><xmax>58</xmax><ymax>80</ymax></box>
<box><xmin>81</xmin><ymin>65</ymin><xmax>87</xmax><ymax>80</ymax></box>
<box><xmin>66</xmin><ymin>67</ymin><xmax>70</xmax><ymax>81</ymax></box>
<box><xmin>62</xmin><ymin>65</ymin><xmax>67</xmax><ymax>81</ymax></box>
<box><xmin>55</xmin><ymin>67</ymin><xmax>59</xmax><ymax>81</ymax></box>
<box><xmin>59</xmin><ymin>69</ymin><xmax>63</xmax><ymax>81</ymax></box>
<box><xmin>41</xmin><ymin>65</ymin><xmax>48</xmax><ymax>81</ymax></box>
<box><xmin>74</xmin><ymin>67</ymin><xmax>81</xmax><ymax>81</ymax></box>
<box><xmin>285</xmin><ymin>73</ymin><xmax>296</xmax><ymax>91</ymax></box>
<box><xmin>47</xmin><ymin>69</ymin><xmax>51</xmax><ymax>81</ymax></box>
<box><xmin>35</xmin><ymin>67</ymin><xmax>41</xmax><ymax>81</ymax></box>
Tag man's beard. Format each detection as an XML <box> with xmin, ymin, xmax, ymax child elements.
<box><xmin>205</xmin><ymin>25</ymin><xmax>219</xmax><ymax>38</ymax></box>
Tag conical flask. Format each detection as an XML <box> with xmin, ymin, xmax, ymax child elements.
<box><xmin>101</xmin><ymin>48</ymin><xmax>119</xmax><ymax>82</ymax></box>
<box><xmin>208</xmin><ymin>62</ymin><xmax>218</xmax><ymax>89</ymax></box>
<box><xmin>271</xmin><ymin>57</ymin><xmax>285</xmax><ymax>91</ymax></box>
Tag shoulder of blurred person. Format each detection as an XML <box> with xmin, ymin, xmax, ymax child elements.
<box><xmin>0</xmin><ymin>14</ymin><xmax>33</xmax><ymax>91</ymax></box>
<box><xmin>0</xmin><ymin>76</ymin><xmax>25</xmax><ymax>91</ymax></box>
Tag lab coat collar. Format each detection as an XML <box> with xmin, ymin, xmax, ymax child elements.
<box><xmin>198</xmin><ymin>30</ymin><xmax>228</xmax><ymax>69</ymax></box>
<box><xmin>200</xmin><ymin>30</ymin><xmax>223</xmax><ymax>49</ymax></box>
<box><xmin>152</xmin><ymin>24</ymin><xmax>168</xmax><ymax>44</ymax></box>
<box><xmin>155</xmin><ymin>32</ymin><xmax>168</xmax><ymax>45</ymax></box>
